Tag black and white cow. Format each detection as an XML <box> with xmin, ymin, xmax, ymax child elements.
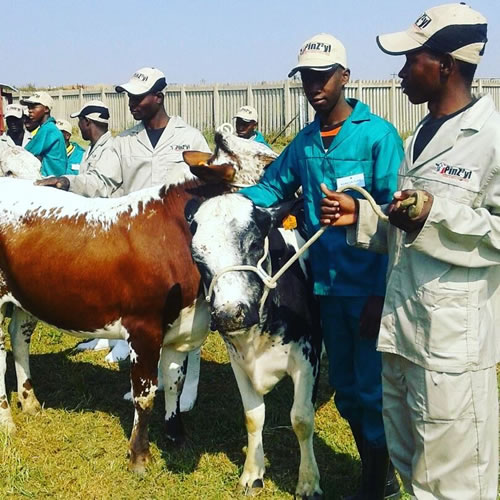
<box><xmin>187</xmin><ymin>193</ymin><xmax>323</xmax><ymax>499</ymax></box>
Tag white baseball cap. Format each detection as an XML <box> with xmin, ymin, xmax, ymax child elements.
<box><xmin>20</xmin><ymin>91</ymin><xmax>54</xmax><ymax>110</ymax></box>
<box><xmin>377</xmin><ymin>3</ymin><xmax>487</xmax><ymax>65</ymax></box>
<box><xmin>5</xmin><ymin>104</ymin><xmax>24</xmax><ymax>119</ymax></box>
<box><xmin>288</xmin><ymin>33</ymin><xmax>347</xmax><ymax>77</ymax></box>
<box><xmin>115</xmin><ymin>67</ymin><xmax>167</xmax><ymax>96</ymax></box>
<box><xmin>55</xmin><ymin>118</ymin><xmax>72</xmax><ymax>135</ymax></box>
<box><xmin>70</xmin><ymin>100</ymin><xmax>110</xmax><ymax>124</ymax></box>
<box><xmin>234</xmin><ymin>105</ymin><xmax>258</xmax><ymax>122</ymax></box>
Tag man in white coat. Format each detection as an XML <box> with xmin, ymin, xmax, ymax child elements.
<box><xmin>320</xmin><ymin>4</ymin><xmax>498</xmax><ymax>499</ymax></box>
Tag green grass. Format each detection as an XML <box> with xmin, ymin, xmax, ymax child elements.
<box><xmin>0</xmin><ymin>322</ymin><xmax>415</xmax><ymax>499</ymax></box>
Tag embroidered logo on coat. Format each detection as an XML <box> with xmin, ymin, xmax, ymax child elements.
<box><xmin>435</xmin><ymin>161</ymin><xmax>472</xmax><ymax>181</ymax></box>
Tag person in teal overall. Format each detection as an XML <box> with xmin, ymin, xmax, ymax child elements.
<box><xmin>240</xmin><ymin>33</ymin><xmax>403</xmax><ymax>500</ymax></box>
<box><xmin>56</xmin><ymin>118</ymin><xmax>85</xmax><ymax>175</ymax></box>
<box><xmin>21</xmin><ymin>91</ymin><xmax>67</xmax><ymax>177</ymax></box>
<box><xmin>234</xmin><ymin>105</ymin><xmax>272</xmax><ymax>148</ymax></box>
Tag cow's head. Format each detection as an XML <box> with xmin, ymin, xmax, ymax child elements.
<box><xmin>0</xmin><ymin>146</ymin><xmax>42</xmax><ymax>180</ymax></box>
<box><xmin>187</xmin><ymin>193</ymin><xmax>303</xmax><ymax>333</ymax></box>
<box><xmin>183</xmin><ymin>131</ymin><xmax>276</xmax><ymax>188</ymax></box>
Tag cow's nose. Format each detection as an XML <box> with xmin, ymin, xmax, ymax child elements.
<box><xmin>211</xmin><ymin>303</ymin><xmax>258</xmax><ymax>332</ymax></box>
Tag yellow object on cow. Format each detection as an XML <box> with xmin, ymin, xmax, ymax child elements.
<box><xmin>282</xmin><ymin>214</ymin><xmax>297</xmax><ymax>230</ymax></box>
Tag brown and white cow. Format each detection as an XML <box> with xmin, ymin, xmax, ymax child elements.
<box><xmin>0</xmin><ymin>131</ymin><xmax>275</xmax><ymax>473</ymax></box>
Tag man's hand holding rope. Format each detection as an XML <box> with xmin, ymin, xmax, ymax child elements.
<box><xmin>319</xmin><ymin>183</ymin><xmax>434</xmax><ymax>233</ymax></box>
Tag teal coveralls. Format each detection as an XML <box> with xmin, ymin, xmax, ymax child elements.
<box><xmin>241</xmin><ymin>98</ymin><xmax>403</xmax><ymax>447</ymax></box>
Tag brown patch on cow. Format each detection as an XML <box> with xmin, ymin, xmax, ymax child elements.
<box><xmin>23</xmin><ymin>379</ymin><xmax>33</xmax><ymax>391</ymax></box>
<box><xmin>1</xmin><ymin>399</ymin><xmax>8</xmax><ymax>409</ymax></box>
<box><xmin>22</xmin><ymin>391</ymin><xmax>29</xmax><ymax>399</ymax></box>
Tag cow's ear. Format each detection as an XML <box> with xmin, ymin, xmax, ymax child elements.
<box><xmin>267</xmin><ymin>197</ymin><xmax>304</xmax><ymax>228</ymax></box>
<box><xmin>254</xmin><ymin>206</ymin><xmax>273</xmax><ymax>236</ymax></box>
<box><xmin>183</xmin><ymin>151</ymin><xmax>213</xmax><ymax>167</ymax></box>
<box><xmin>185</xmin><ymin>198</ymin><xmax>201</xmax><ymax>234</ymax></box>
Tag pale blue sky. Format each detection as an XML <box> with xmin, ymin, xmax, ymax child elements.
<box><xmin>3</xmin><ymin>0</ymin><xmax>499</xmax><ymax>88</ymax></box>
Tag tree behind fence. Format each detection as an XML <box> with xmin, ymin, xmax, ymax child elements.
<box><xmin>13</xmin><ymin>79</ymin><xmax>500</xmax><ymax>137</ymax></box>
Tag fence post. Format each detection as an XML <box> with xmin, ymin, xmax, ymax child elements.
<box><xmin>247</xmin><ymin>83</ymin><xmax>253</xmax><ymax>106</ymax></box>
<box><xmin>101</xmin><ymin>87</ymin><xmax>106</xmax><ymax>103</ymax></box>
<box><xmin>122</xmin><ymin>92</ymin><xmax>129</xmax><ymax>129</ymax></box>
<box><xmin>180</xmin><ymin>85</ymin><xmax>187</xmax><ymax>120</ymax></box>
<box><xmin>213</xmin><ymin>84</ymin><xmax>220</xmax><ymax>129</ymax></box>
<box><xmin>357</xmin><ymin>79</ymin><xmax>363</xmax><ymax>100</ymax></box>
<box><xmin>390</xmin><ymin>77</ymin><xmax>397</xmax><ymax>129</ymax></box>
<box><xmin>58</xmin><ymin>89</ymin><xmax>64</xmax><ymax>119</ymax></box>
<box><xmin>78</xmin><ymin>87</ymin><xmax>83</xmax><ymax>109</ymax></box>
<box><xmin>284</xmin><ymin>79</ymin><xmax>291</xmax><ymax>133</ymax></box>
<box><xmin>477</xmin><ymin>78</ymin><xmax>483</xmax><ymax>95</ymax></box>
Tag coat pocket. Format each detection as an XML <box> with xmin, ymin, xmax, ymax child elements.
<box><xmin>415</xmin><ymin>286</ymin><xmax>468</xmax><ymax>355</ymax></box>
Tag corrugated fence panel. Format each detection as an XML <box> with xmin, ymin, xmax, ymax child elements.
<box><xmin>218</xmin><ymin>88</ymin><xmax>248</xmax><ymax>126</ymax></box>
<box><xmin>10</xmin><ymin>79</ymin><xmax>500</xmax><ymax>136</ymax></box>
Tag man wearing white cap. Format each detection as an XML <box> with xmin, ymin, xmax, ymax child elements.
<box><xmin>234</xmin><ymin>105</ymin><xmax>270</xmax><ymax>148</ymax></box>
<box><xmin>39</xmin><ymin>100</ymin><xmax>122</xmax><ymax>197</ymax></box>
<box><xmin>55</xmin><ymin>119</ymin><xmax>85</xmax><ymax>174</ymax></box>
<box><xmin>4</xmin><ymin>104</ymin><xmax>31</xmax><ymax>147</ymax></box>
<box><xmin>113</xmin><ymin>66</ymin><xmax>210</xmax><ymax>192</ymax></box>
<box><xmin>240</xmin><ymin>33</ymin><xmax>403</xmax><ymax>499</ymax></box>
<box><xmin>20</xmin><ymin>91</ymin><xmax>66</xmax><ymax>176</ymax></box>
<box><xmin>320</xmin><ymin>4</ymin><xmax>498</xmax><ymax>499</ymax></box>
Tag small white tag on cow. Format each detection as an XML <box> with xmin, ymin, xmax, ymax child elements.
<box><xmin>336</xmin><ymin>172</ymin><xmax>365</xmax><ymax>189</ymax></box>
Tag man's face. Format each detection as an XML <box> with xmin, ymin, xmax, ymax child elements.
<box><xmin>27</xmin><ymin>103</ymin><xmax>48</xmax><ymax>124</ymax></box>
<box><xmin>235</xmin><ymin>118</ymin><xmax>257</xmax><ymax>139</ymax></box>
<box><xmin>301</xmin><ymin>66</ymin><xmax>349</xmax><ymax>113</ymax></box>
<box><xmin>128</xmin><ymin>92</ymin><xmax>162</xmax><ymax>121</ymax></box>
<box><xmin>398</xmin><ymin>50</ymin><xmax>442</xmax><ymax>105</ymax></box>
<box><xmin>6</xmin><ymin>116</ymin><xmax>23</xmax><ymax>134</ymax></box>
<box><xmin>62</xmin><ymin>131</ymin><xmax>71</xmax><ymax>146</ymax></box>
<box><xmin>78</xmin><ymin>117</ymin><xmax>91</xmax><ymax>141</ymax></box>
<box><xmin>23</xmin><ymin>115</ymin><xmax>38</xmax><ymax>132</ymax></box>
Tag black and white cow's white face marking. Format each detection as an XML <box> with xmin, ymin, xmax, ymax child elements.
<box><xmin>190</xmin><ymin>194</ymin><xmax>272</xmax><ymax>332</ymax></box>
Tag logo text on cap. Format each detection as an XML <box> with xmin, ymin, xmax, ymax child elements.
<box><xmin>300</xmin><ymin>42</ymin><xmax>332</xmax><ymax>55</ymax></box>
<box><xmin>415</xmin><ymin>13</ymin><xmax>432</xmax><ymax>29</ymax></box>
<box><xmin>133</xmin><ymin>72</ymin><xmax>149</xmax><ymax>81</ymax></box>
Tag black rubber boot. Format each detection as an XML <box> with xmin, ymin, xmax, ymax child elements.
<box><xmin>344</xmin><ymin>443</ymin><xmax>400</xmax><ymax>500</ymax></box>
<box><xmin>384</xmin><ymin>461</ymin><xmax>401</xmax><ymax>500</ymax></box>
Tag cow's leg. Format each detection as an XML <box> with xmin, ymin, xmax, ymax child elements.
<box><xmin>0</xmin><ymin>308</ymin><xmax>15</xmax><ymax>434</ymax></box>
<box><xmin>159</xmin><ymin>347</ymin><xmax>187</xmax><ymax>445</ymax></box>
<box><xmin>9</xmin><ymin>308</ymin><xmax>41</xmax><ymax>415</ymax></box>
<box><xmin>228</xmin><ymin>354</ymin><xmax>266</xmax><ymax>495</ymax></box>
<box><xmin>105</xmin><ymin>339</ymin><xmax>130</xmax><ymax>362</ymax></box>
<box><xmin>290</xmin><ymin>361</ymin><xmax>322</xmax><ymax>499</ymax></box>
<box><xmin>128</xmin><ymin>334</ymin><xmax>161</xmax><ymax>474</ymax></box>
<box><xmin>179</xmin><ymin>347</ymin><xmax>200</xmax><ymax>412</ymax></box>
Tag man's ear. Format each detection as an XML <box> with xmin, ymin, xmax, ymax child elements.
<box><xmin>341</xmin><ymin>68</ymin><xmax>351</xmax><ymax>86</ymax></box>
<box><xmin>439</xmin><ymin>54</ymin><xmax>455</xmax><ymax>76</ymax></box>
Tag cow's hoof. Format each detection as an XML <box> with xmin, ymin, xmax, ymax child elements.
<box><xmin>128</xmin><ymin>450</ymin><xmax>152</xmax><ymax>475</ymax></box>
<box><xmin>0</xmin><ymin>419</ymin><xmax>17</xmax><ymax>436</ymax></box>
<box><xmin>166</xmin><ymin>432</ymin><xmax>187</xmax><ymax>449</ymax></box>
<box><xmin>20</xmin><ymin>395</ymin><xmax>42</xmax><ymax>415</ymax></box>
<box><xmin>238</xmin><ymin>478</ymin><xmax>264</xmax><ymax>497</ymax></box>
<box><xmin>294</xmin><ymin>489</ymin><xmax>323</xmax><ymax>499</ymax></box>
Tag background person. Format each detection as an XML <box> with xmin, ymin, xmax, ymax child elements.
<box><xmin>56</xmin><ymin>118</ymin><xmax>85</xmax><ymax>175</ymax></box>
<box><xmin>240</xmin><ymin>33</ymin><xmax>403</xmax><ymax>500</ymax></box>
<box><xmin>20</xmin><ymin>91</ymin><xmax>66</xmax><ymax>176</ymax></box>
<box><xmin>4</xmin><ymin>104</ymin><xmax>31</xmax><ymax>147</ymax></box>
<box><xmin>320</xmin><ymin>4</ymin><xmax>498</xmax><ymax>499</ymax></box>
<box><xmin>234</xmin><ymin>105</ymin><xmax>271</xmax><ymax>148</ymax></box>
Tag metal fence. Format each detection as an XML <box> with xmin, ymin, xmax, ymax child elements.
<box><xmin>12</xmin><ymin>79</ymin><xmax>500</xmax><ymax>137</ymax></box>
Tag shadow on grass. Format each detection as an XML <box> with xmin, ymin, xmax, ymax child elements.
<box><xmin>4</xmin><ymin>348</ymin><xmax>360</xmax><ymax>499</ymax></box>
